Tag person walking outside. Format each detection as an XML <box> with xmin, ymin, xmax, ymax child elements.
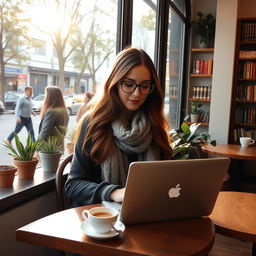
<box><xmin>38</xmin><ymin>86</ymin><xmax>69</xmax><ymax>152</ymax></box>
<box><xmin>6</xmin><ymin>86</ymin><xmax>36</xmax><ymax>145</ymax></box>
<box><xmin>75</xmin><ymin>91</ymin><xmax>95</xmax><ymax>122</ymax></box>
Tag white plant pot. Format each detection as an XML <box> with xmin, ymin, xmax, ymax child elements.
<box><xmin>190</xmin><ymin>114</ymin><xmax>199</xmax><ymax>123</ymax></box>
<box><xmin>39</xmin><ymin>152</ymin><xmax>61</xmax><ymax>172</ymax></box>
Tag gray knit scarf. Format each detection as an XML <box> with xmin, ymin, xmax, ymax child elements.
<box><xmin>100</xmin><ymin>112</ymin><xmax>159</xmax><ymax>186</ymax></box>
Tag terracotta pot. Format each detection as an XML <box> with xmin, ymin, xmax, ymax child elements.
<box><xmin>66</xmin><ymin>143</ymin><xmax>74</xmax><ymax>154</ymax></box>
<box><xmin>0</xmin><ymin>165</ymin><xmax>17</xmax><ymax>187</ymax></box>
<box><xmin>13</xmin><ymin>157</ymin><xmax>38</xmax><ymax>179</ymax></box>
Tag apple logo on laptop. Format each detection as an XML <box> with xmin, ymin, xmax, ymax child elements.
<box><xmin>168</xmin><ymin>184</ymin><xmax>181</xmax><ymax>198</ymax></box>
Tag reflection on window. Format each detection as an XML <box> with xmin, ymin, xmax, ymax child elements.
<box><xmin>165</xmin><ymin>9</ymin><xmax>185</xmax><ymax>130</ymax></box>
<box><xmin>132</xmin><ymin>0</ymin><xmax>157</xmax><ymax>60</ymax></box>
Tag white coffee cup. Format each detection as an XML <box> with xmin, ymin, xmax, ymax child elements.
<box><xmin>239</xmin><ymin>137</ymin><xmax>255</xmax><ymax>147</ymax></box>
<box><xmin>82</xmin><ymin>206</ymin><xmax>118</xmax><ymax>234</ymax></box>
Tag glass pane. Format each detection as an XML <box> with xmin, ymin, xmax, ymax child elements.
<box><xmin>165</xmin><ymin>8</ymin><xmax>185</xmax><ymax>130</ymax></box>
<box><xmin>15</xmin><ymin>0</ymin><xmax>118</xmax><ymax>96</ymax></box>
<box><xmin>170</xmin><ymin>0</ymin><xmax>185</xmax><ymax>16</ymax></box>
<box><xmin>132</xmin><ymin>0</ymin><xmax>157</xmax><ymax>60</ymax></box>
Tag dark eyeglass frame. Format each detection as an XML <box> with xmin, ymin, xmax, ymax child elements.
<box><xmin>119</xmin><ymin>80</ymin><xmax>155</xmax><ymax>95</ymax></box>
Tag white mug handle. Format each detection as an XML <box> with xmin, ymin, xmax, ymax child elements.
<box><xmin>250</xmin><ymin>139</ymin><xmax>255</xmax><ymax>145</ymax></box>
<box><xmin>82</xmin><ymin>210</ymin><xmax>90</xmax><ymax>221</ymax></box>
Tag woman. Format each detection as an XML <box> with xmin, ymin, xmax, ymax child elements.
<box><xmin>76</xmin><ymin>91</ymin><xmax>95</xmax><ymax>122</ymax></box>
<box><xmin>38</xmin><ymin>86</ymin><xmax>69</xmax><ymax>152</ymax></box>
<box><xmin>65</xmin><ymin>47</ymin><xmax>172</xmax><ymax>207</ymax></box>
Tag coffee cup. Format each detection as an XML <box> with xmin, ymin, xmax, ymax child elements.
<box><xmin>82</xmin><ymin>206</ymin><xmax>118</xmax><ymax>234</ymax></box>
<box><xmin>239</xmin><ymin>137</ymin><xmax>255</xmax><ymax>147</ymax></box>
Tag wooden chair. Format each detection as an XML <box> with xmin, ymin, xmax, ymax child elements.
<box><xmin>55</xmin><ymin>153</ymin><xmax>73</xmax><ymax>211</ymax></box>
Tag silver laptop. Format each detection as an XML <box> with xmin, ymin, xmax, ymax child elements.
<box><xmin>104</xmin><ymin>157</ymin><xmax>230</xmax><ymax>225</ymax></box>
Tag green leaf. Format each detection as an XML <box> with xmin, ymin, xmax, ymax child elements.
<box><xmin>181</xmin><ymin>123</ymin><xmax>190</xmax><ymax>133</ymax></box>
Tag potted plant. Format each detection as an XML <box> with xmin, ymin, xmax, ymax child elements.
<box><xmin>0</xmin><ymin>165</ymin><xmax>17</xmax><ymax>187</ymax></box>
<box><xmin>191</xmin><ymin>12</ymin><xmax>216</xmax><ymax>48</ymax></box>
<box><xmin>3</xmin><ymin>133</ymin><xmax>39</xmax><ymax>179</ymax></box>
<box><xmin>169</xmin><ymin>122</ymin><xmax>216</xmax><ymax>160</ymax></box>
<box><xmin>190</xmin><ymin>100</ymin><xmax>203</xmax><ymax>122</ymax></box>
<box><xmin>38</xmin><ymin>136</ymin><xmax>62</xmax><ymax>173</ymax></box>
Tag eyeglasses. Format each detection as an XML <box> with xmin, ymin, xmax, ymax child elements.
<box><xmin>119</xmin><ymin>80</ymin><xmax>155</xmax><ymax>95</ymax></box>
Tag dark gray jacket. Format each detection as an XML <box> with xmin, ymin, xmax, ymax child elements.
<box><xmin>38</xmin><ymin>107</ymin><xmax>69</xmax><ymax>144</ymax></box>
<box><xmin>64</xmin><ymin>120</ymin><xmax>137</xmax><ymax>207</ymax></box>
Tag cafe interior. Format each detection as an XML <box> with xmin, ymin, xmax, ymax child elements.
<box><xmin>0</xmin><ymin>0</ymin><xmax>256</xmax><ymax>256</ymax></box>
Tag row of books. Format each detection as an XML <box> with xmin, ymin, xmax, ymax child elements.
<box><xmin>239</xmin><ymin>50</ymin><xmax>256</xmax><ymax>59</ymax></box>
<box><xmin>233</xmin><ymin>128</ymin><xmax>256</xmax><ymax>143</ymax></box>
<box><xmin>196</xmin><ymin>110</ymin><xmax>210</xmax><ymax>123</ymax></box>
<box><xmin>241</xmin><ymin>22</ymin><xmax>256</xmax><ymax>41</ymax></box>
<box><xmin>191</xmin><ymin>59</ymin><xmax>213</xmax><ymax>75</ymax></box>
<box><xmin>236</xmin><ymin>84</ymin><xmax>256</xmax><ymax>101</ymax></box>
<box><xmin>236</xmin><ymin>107</ymin><xmax>256</xmax><ymax>124</ymax></box>
<box><xmin>238</xmin><ymin>61</ymin><xmax>256</xmax><ymax>79</ymax></box>
<box><xmin>191</xmin><ymin>86</ymin><xmax>211</xmax><ymax>100</ymax></box>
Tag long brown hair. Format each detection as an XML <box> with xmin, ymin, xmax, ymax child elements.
<box><xmin>75</xmin><ymin>47</ymin><xmax>172</xmax><ymax>162</ymax></box>
<box><xmin>40</xmin><ymin>86</ymin><xmax>66</xmax><ymax>117</ymax></box>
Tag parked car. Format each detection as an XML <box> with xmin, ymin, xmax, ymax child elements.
<box><xmin>64</xmin><ymin>94</ymin><xmax>83</xmax><ymax>115</ymax></box>
<box><xmin>4</xmin><ymin>91</ymin><xmax>21</xmax><ymax>110</ymax></box>
<box><xmin>32</xmin><ymin>94</ymin><xmax>45</xmax><ymax>113</ymax></box>
<box><xmin>0</xmin><ymin>100</ymin><xmax>4</xmax><ymax>114</ymax></box>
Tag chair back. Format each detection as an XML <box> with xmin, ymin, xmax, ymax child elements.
<box><xmin>55</xmin><ymin>153</ymin><xmax>73</xmax><ymax>211</ymax></box>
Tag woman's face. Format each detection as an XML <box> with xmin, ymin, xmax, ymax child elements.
<box><xmin>117</xmin><ymin>64</ymin><xmax>151</xmax><ymax>113</ymax></box>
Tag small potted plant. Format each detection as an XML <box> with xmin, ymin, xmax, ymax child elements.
<box><xmin>190</xmin><ymin>100</ymin><xmax>203</xmax><ymax>122</ymax></box>
<box><xmin>169</xmin><ymin>122</ymin><xmax>216</xmax><ymax>160</ymax></box>
<box><xmin>0</xmin><ymin>165</ymin><xmax>17</xmax><ymax>187</ymax></box>
<box><xmin>38</xmin><ymin>136</ymin><xmax>62</xmax><ymax>173</ymax></box>
<box><xmin>191</xmin><ymin>12</ymin><xmax>216</xmax><ymax>48</ymax></box>
<box><xmin>3</xmin><ymin>133</ymin><xmax>39</xmax><ymax>179</ymax></box>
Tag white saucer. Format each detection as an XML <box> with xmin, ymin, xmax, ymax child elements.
<box><xmin>80</xmin><ymin>220</ymin><xmax>123</xmax><ymax>240</ymax></box>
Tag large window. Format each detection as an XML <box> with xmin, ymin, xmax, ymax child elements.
<box><xmin>0</xmin><ymin>0</ymin><xmax>189</xmax><ymax>122</ymax></box>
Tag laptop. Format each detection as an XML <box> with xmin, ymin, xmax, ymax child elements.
<box><xmin>103</xmin><ymin>157</ymin><xmax>230</xmax><ymax>225</ymax></box>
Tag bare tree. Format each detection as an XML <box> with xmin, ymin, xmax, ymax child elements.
<box><xmin>0</xmin><ymin>0</ymin><xmax>31</xmax><ymax>102</ymax></box>
<box><xmin>72</xmin><ymin>5</ymin><xmax>115</xmax><ymax>92</ymax></box>
<box><xmin>38</xmin><ymin>0</ymin><xmax>83</xmax><ymax>91</ymax></box>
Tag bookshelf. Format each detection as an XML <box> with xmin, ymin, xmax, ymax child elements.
<box><xmin>229</xmin><ymin>18</ymin><xmax>256</xmax><ymax>144</ymax></box>
<box><xmin>187</xmin><ymin>48</ymin><xmax>214</xmax><ymax>126</ymax></box>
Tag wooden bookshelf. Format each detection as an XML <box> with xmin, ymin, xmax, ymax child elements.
<box><xmin>187</xmin><ymin>47</ymin><xmax>214</xmax><ymax>128</ymax></box>
<box><xmin>191</xmin><ymin>48</ymin><xmax>214</xmax><ymax>52</ymax></box>
<box><xmin>185</xmin><ymin>121</ymin><xmax>209</xmax><ymax>127</ymax></box>
<box><xmin>229</xmin><ymin>18</ymin><xmax>256</xmax><ymax>144</ymax></box>
<box><xmin>190</xmin><ymin>74</ymin><xmax>212</xmax><ymax>78</ymax></box>
<box><xmin>188</xmin><ymin>98</ymin><xmax>211</xmax><ymax>103</ymax></box>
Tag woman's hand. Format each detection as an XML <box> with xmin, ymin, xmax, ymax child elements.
<box><xmin>110</xmin><ymin>188</ymin><xmax>125</xmax><ymax>203</ymax></box>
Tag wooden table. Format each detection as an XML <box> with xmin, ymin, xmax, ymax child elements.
<box><xmin>202</xmin><ymin>144</ymin><xmax>256</xmax><ymax>190</ymax></box>
<box><xmin>210</xmin><ymin>191</ymin><xmax>256</xmax><ymax>256</ymax></box>
<box><xmin>202</xmin><ymin>144</ymin><xmax>256</xmax><ymax>160</ymax></box>
<box><xmin>16</xmin><ymin>204</ymin><xmax>215</xmax><ymax>256</ymax></box>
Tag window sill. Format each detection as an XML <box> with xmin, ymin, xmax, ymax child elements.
<box><xmin>0</xmin><ymin>161</ymin><xmax>68</xmax><ymax>212</ymax></box>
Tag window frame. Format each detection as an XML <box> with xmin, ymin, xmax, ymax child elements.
<box><xmin>118</xmin><ymin>0</ymin><xmax>191</xmax><ymax>129</ymax></box>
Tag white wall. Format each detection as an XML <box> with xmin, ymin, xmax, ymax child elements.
<box><xmin>208</xmin><ymin>0</ymin><xmax>238</xmax><ymax>143</ymax></box>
